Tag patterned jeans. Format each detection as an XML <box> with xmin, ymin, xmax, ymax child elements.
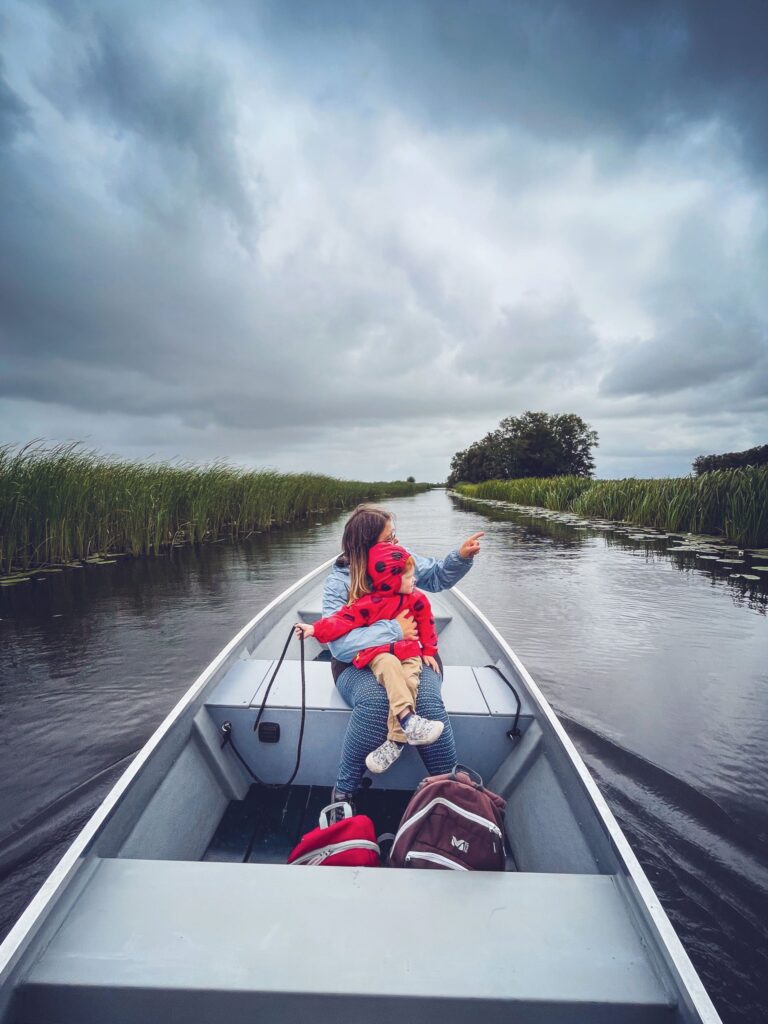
<box><xmin>334</xmin><ymin>663</ymin><xmax>457</xmax><ymax>794</ymax></box>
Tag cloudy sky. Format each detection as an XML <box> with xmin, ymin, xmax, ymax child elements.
<box><xmin>1</xmin><ymin>0</ymin><xmax>767</xmax><ymax>481</ymax></box>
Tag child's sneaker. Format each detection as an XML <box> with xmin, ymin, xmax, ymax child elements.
<box><xmin>403</xmin><ymin>714</ymin><xmax>444</xmax><ymax>746</ymax></box>
<box><xmin>365</xmin><ymin>740</ymin><xmax>404</xmax><ymax>774</ymax></box>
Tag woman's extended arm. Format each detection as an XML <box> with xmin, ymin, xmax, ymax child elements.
<box><xmin>413</xmin><ymin>533</ymin><xmax>484</xmax><ymax>593</ymax></box>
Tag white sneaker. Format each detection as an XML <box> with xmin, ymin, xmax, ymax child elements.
<box><xmin>365</xmin><ymin>740</ymin><xmax>404</xmax><ymax>774</ymax></box>
<box><xmin>403</xmin><ymin>714</ymin><xmax>444</xmax><ymax>746</ymax></box>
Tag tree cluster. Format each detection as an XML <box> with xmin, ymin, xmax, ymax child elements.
<box><xmin>447</xmin><ymin>411</ymin><xmax>598</xmax><ymax>486</ymax></box>
<box><xmin>692</xmin><ymin>443</ymin><xmax>768</xmax><ymax>476</ymax></box>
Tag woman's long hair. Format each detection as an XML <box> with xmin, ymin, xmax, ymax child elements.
<box><xmin>338</xmin><ymin>504</ymin><xmax>393</xmax><ymax>603</ymax></box>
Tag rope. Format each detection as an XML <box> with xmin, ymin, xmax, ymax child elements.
<box><xmin>221</xmin><ymin>627</ymin><xmax>307</xmax><ymax>788</ymax></box>
<box><xmin>483</xmin><ymin>664</ymin><xmax>523</xmax><ymax>740</ymax></box>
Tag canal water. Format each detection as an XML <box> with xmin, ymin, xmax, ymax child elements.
<box><xmin>1</xmin><ymin>489</ymin><xmax>766</xmax><ymax>1021</ymax></box>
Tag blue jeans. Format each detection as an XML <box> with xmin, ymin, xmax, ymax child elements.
<box><xmin>334</xmin><ymin>663</ymin><xmax>457</xmax><ymax>794</ymax></box>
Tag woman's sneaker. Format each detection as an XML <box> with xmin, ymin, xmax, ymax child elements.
<box><xmin>365</xmin><ymin>740</ymin><xmax>404</xmax><ymax>774</ymax></box>
<box><xmin>326</xmin><ymin>788</ymin><xmax>355</xmax><ymax>824</ymax></box>
<box><xmin>403</xmin><ymin>714</ymin><xmax>444</xmax><ymax>746</ymax></box>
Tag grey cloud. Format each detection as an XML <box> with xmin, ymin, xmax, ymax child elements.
<box><xmin>250</xmin><ymin>0</ymin><xmax>768</xmax><ymax>172</ymax></box>
<box><xmin>0</xmin><ymin>59</ymin><xmax>30</xmax><ymax>143</ymax></box>
<box><xmin>600</xmin><ymin>311</ymin><xmax>768</xmax><ymax>398</ymax></box>
<box><xmin>35</xmin><ymin>4</ymin><xmax>256</xmax><ymax>239</ymax></box>
<box><xmin>1</xmin><ymin>0</ymin><xmax>767</xmax><ymax>480</ymax></box>
<box><xmin>456</xmin><ymin>296</ymin><xmax>599</xmax><ymax>383</ymax></box>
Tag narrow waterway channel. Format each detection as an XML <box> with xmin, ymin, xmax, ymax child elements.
<box><xmin>1</xmin><ymin>489</ymin><xmax>766</xmax><ymax>1021</ymax></box>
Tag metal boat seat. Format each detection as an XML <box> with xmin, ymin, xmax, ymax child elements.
<box><xmin>202</xmin><ymin>659</ymin><xmax>533</xmax><ymax>790</ymax></box>
<box><xmin>15</xmin><ymin>858</ymin><xmax>675</xmax><ymax>1024</ymax></box>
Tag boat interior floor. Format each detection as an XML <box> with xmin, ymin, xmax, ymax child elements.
<box><xmin>203</xmin><ymin>784</ymin><xmax>408</xmax><ymax>864</ymax></box>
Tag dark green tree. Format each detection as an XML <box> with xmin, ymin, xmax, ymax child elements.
<box><xmin>692</xmin><ymin>443</ymin><xmax>768</xmax><ymax>475</ymax></box>
<box><xmin>447</xmin><ymin>412</ymin><xmax>598</xmax><ymax>485</ymax></box>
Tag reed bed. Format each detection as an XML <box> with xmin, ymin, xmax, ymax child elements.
<box><xmin>454</xmin><ymin>467</ymin><xmax>768</xmax><ymax>547</ymax></box>
<box><xmin>0</xmin><ymin>443</ymin><xmax>427</xmax><ymax>574</ymax></box>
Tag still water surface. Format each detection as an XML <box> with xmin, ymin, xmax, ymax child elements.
<box><xmin>1</xmin><ymin>490</ymin><xmax>766</xmax><ymax>1020</ymax></box>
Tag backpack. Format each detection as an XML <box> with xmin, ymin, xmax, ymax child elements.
<box><xmin>288</xmin><ymin>802</ymin><xmax>381</xmax><ymax>867</ymax></box>
<box><xmin>389</xmin><ymin>765</ymin><xmax>507</xmax><ymax>871</ymax></box>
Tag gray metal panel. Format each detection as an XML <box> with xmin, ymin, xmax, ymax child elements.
<box><xmin>439</xmin><ymin>665</ymin><xmax>491</xmax><ymax>714</ymax></box>
<box><xmin>474</xmin><ymin>664</ymin><xmax>533</xmax><ymax>716</ymax></box>
<box><xmin>205</xmin><ymin>659</ymin><xmax>274</xmax><ymax>707</ymax></box>
<box><xmin>22</xmin><ymin>859</ymin><xmax>673</xmax><ymax>1024</ymax></box>
<box><xmin>250</xmin><ymin>661</ymin><xmax>350</xmax><ymax>711</ymax></box>
<box><xmin>505</xmin><ymin>751</ymin><xmax>601</xmax><ymax>874</ymax></box>
<box><xmin>117</xmin><ymin>744</ymin><xmax>227</xmax><ymax>862</ymax></box>
<box><xmin>203</xmin><ymin>704</ymin><xmax>519</xmax><ymax>790</ymax></box>
<box><xmin>248</xmin><ymin>662</ymin><xmax>500</xmax><ymax>716</ymax></box>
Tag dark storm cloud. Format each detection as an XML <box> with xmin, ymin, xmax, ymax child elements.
<box><xmin>1</xmin><ymin>0</ymin><xmax>766</xmax><ymax>478</ymax></box>
<box><xmin>0</xmin><ymin>58</ymin><xmax>30</xmax><ymax>142</ymax></box>
<box><xmin>251</xmin><ymin>0</ymin><xmax>768</xmax><ymax>170</ymax></box>
<box><xmin>37</xmin><ymin>2</ymin><xmax>256</xmax><ymax>237</ymax></box>
<box><xmin>601</xmin><ymin>310</ymin><xmax>768</xmax><ymax>399</ymax></box>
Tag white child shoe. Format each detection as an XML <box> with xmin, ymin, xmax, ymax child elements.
<box><xmin>365</xmin><ymin>740</ymin><xmax>404</xmax><ymax>774</ymax></box>
<box><xmin>403</xmin><ymin>714</ymin><xmax>444</xmax><ymax>746</ymax></box>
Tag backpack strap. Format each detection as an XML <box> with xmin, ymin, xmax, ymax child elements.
<box><xmin>318</xmin><ymin>801</ymin><xmax>354</xmax><ymax>828</ymax></box>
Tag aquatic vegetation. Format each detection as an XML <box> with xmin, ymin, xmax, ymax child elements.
<box><xmin>454</xmin><ymin>466</ymin><xmax>768</xmax><ymax>547</ymax></box>
<box><xmin>0</xmin><ymin>443</ymin><xmax>427</xmax><ymax>574</ymax></box>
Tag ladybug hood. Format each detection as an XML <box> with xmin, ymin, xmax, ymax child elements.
<box><xmin>367</xmin><ymin>542</ymin><xmax>412</xmax><ymax>594</ymax></box>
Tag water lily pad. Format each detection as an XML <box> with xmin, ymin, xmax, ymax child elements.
<box><xmin>668</xmin><ymin>546</ymin><xmax>696</xmax><ymax>552</ymax></box>
<box><xmin>0</xmin><ymin>577</ymin><xmax>31</xmax><ymax>586</ymax></box>
<box><xmin>698</xmin><ymin>555</ymin><xmax>720</xmax><ymax>560</ymax></box>
<box><xmin>716</xmin><ymin>558</ymin><xmax>744</xmax><ymax>564</ymax></box>
<box><xmin>751</xmin><ymin>565</ymin><xmax>768</xmax><ymax>572</ymax></box>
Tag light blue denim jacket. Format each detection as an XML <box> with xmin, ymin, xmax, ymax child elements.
<box><xmin>321</xmin><ymin>548</ymin><xmax>473</xmax><ymax>664</ymax></box>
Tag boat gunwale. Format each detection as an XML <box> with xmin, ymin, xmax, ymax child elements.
<box><xmin>0</xmin><ymin>557</ymin><xmax>336</xmax><ymax>983</ymax></box>
<box><xmin>448</xmin><ymin>584</ymin><xmax>721</xmax><ymax>1024</ymax></box>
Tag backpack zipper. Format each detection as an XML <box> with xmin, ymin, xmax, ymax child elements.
<box><xmin>290</xmin><ymin>838</ymin><xmax>380</xmax><ymax>865</ymax></box>
<box><xmin>404</xmin><ymin>850</ymin><xmax>469</xmax><ymax>870</ymax></box>
<box><xmin>391</xmin><ymin>797</ymin><xmax>503</xmax><ymax>857</ymax></box>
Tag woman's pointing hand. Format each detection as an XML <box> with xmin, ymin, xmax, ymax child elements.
<box><xmin>459</xmin><ymin>532</ymin><xmax>485</xmax><ymax>559</ymax></box>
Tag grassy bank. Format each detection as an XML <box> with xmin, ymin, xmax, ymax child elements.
<box><xmin>454</xmin><ymin>467</ymin><xmax>768</xmax><ymax>547</ymax></box>
<box><xmin>0</xmin><ymin>443</ymin><xmax>428</xmax><ymax>574</ymax></box>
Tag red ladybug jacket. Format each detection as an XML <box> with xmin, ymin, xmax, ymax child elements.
<box><xmin>311</xmin><ymin>543</ymin><xmax>439</xmax><ymax>668</ymax></box>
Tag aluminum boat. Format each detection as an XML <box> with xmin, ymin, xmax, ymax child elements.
<box><xmin>0</xmin><ymin>558</ymin><xmax>722</xmax><ymax>1023</ymax></box>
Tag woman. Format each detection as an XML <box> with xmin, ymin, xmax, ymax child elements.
<box><xmin>322</xmin><ymin>504</ymin><xmax>483</xmax><ymax>814</ymax></box>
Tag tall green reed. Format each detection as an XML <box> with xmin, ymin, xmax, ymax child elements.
<box><xmin>454</xmin><ymin>467</ymin><xmax>768</xmax><ymax>547</ymax></box>
<box><xmin>0</xmin><ymin>443</ymin><xmax>427</xmax><ymax>573</ymax></box>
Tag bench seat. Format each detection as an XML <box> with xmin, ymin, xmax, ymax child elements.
<box><xmin>17</xmin><ymin>858</ymin><xmax>674</xmax><ymax>1024</ymax></box>
<box><xmin>202</xmin><ymin>660</ymin><xmax>532</xmax><ymax>789</ymax></box>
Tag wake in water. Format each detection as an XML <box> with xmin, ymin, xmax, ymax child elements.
<box><xmin>560</xmin><ymin>713</ymin><xmax>768</xmax><ymax>1024</ymax></box>
<box><xmin>0</xmin><ymin>754</ymin><xmax>135</xmax><ymax>943</ymax></box>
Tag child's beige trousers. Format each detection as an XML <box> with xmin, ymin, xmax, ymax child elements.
<box><xmin>369</xmin><ymin>653</ymin><xmax>422</xmax><ymax>743</ymax></box>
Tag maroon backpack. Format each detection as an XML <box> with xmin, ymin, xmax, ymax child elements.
<box><xmin>389</xmin><ymin>765</ymin><xmax>507</xmax><ymax>871</ymax></box>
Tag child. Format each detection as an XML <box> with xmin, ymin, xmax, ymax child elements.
<box><xmin>295</xmin><ymin>542</ymin><xmax>444</xmax><ymax>774</ymax></box>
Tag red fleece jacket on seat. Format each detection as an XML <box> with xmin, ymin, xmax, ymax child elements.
<box><xmin>310</xmin><ymin>543</ymin><xmax>439</xmax><ymax>668</ymax></box>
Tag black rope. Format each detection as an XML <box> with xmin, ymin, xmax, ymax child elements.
<box><xmin>220</xmin><ymin>627</ymin><xmax>307</xmax><ymax>788</ymax></box>
<box><xmin>483</xmin><ymin>664</ymin><xmax>522</xmax><ymax>740</ymax></box>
